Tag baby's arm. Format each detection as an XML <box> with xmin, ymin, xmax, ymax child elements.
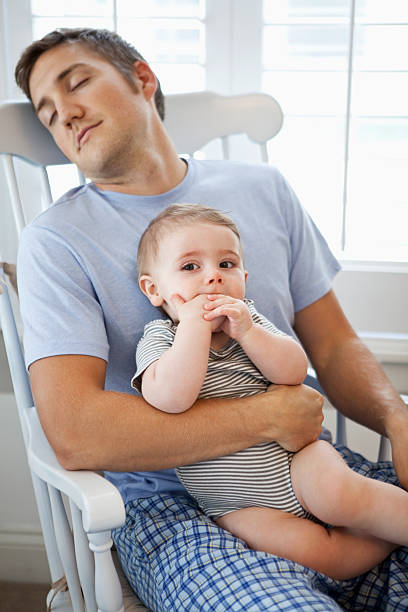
<box><xmin>141</xmin><ymin>294</ymin><xmax>219</xmax><ymax>413</ymax></box>
<box><xmin>204</xmin><ymin>294</ymin><xmax>308</xmax><ymax>384</ymax></box>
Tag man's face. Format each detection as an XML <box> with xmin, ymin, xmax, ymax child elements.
<box><xmin>142</xmin><ymin>222</ymin><xmax>248</xmax><ymax>322</ymax></box>
<box><xmin>29</xmin><ymin>43</ymin><xmax>153</xmax><ymax>181</ymax></box>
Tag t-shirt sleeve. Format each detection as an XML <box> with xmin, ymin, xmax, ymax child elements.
<box><xmin>277</xmin><ymin>172</ymin><xmax>341</xmax><ymax>313</ymax></box>
<box><xmin>18</xmin><ymin>225</ymin><xmax>109</xmax><ymax>369</ymax></box>
<box><xmin>131</xmin><ymin>320</ymin><xmax>175</xmax><ymax>391</ymax></box>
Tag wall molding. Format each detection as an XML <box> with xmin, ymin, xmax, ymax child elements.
<box><xmin>0</xmin><ymin>527</ymin><xmax>50</xmax><ymax>583</ymax></box>
<box><xmin>359</xmin><ymin>332</ymin><xmax>408</xmax><ymax>364</ymax></box>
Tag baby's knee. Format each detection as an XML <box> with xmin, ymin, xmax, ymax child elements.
<box><xmin>292</xmin><ymin>441</ymin><xmax>361</xmax><ymax>523</ymax></box>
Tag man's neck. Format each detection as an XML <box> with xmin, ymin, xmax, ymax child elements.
<box><xmin>92</xmin><ymin>142</ymin><xmax>188</xmax><ymax>196</ymax></box>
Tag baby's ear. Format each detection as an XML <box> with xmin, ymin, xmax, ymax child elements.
<box><xmin>139</xmin><ymin>275</ymin><xmax>164</xmax><ymax>307</ymax></box>
<box><xmin>244</xmin><ymin>270</ymin><xmax>248</xmax><ymax>283</ymax></box>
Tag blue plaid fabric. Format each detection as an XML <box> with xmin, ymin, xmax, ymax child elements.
<box><xmin>113</xmin><ymin>445</ymin><xmax>408</xmax><ymax>611</ymax></box>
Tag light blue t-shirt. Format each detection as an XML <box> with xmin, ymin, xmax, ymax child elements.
<box><xmin>18</xmin><ymin>158</ymin><xmax>340</xmax><ymax>504</ymax></box>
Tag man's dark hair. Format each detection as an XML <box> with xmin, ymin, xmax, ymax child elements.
<box><xmin>15</xmin><ymin>28</ymin><xmax>165</xmax><ymax>120</ymax></box>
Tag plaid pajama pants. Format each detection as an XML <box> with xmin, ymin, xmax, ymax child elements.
<box><xmin>113</xmin><ymin>445</ymin><xmax>408</xmax><ymax>611</ymax></box>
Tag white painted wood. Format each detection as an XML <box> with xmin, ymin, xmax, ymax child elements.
<box><xmin>88</xmin><ymin>532</ymin><xmax>124</xmax><ymax>612</ymax></box>
<box><xmin>336</xmin><ymin>411</ymin><xmax>348</xmax><ymax>447</ymax></box>
<box><xmin>49</xmin><ymin>486</ymin><xmax>84</xmax><ymax>611</ymax></box>
<box><xmin>378</xmin><ymin>436</ymin><xmax>392</xmax><ymax>462</ymax></box>
<box><xmin>0</xmin><ymin>271</ymin><xmax>32</xmax><ymax>440</ymax></box>
<box><xmin>221</xmin><ymin>136</ymin><xmax>230</xmax><ymax>160</ymax></box>
<box><xmin>46</xmin><ymin>587</ymin><xmax>74</xmax><ymax>611</ymax></box>
<box><xmin>70</xmin><ymin>500</ymin><xmax>97</xmax><ymax>612</ymax></box>
<box><xmin>1</xmin><ymin>154</ymin><xmax>25</xmax><ymax>236</ymax></box>
<box><xmin>164</xmin><ymin>92</ymin><xmax>283</xmax><ymax>155</ymax></box>
<box><xmin>31</xmin><ymin>473</ymin><xmax>64</xmax><ymax>584</ymax></box>
<box><xmin>40</xmin><ymin>165</ymin><xmax>53</xmax><ymax>208</ymax></box>
<box><xmin>260</xmin><ymin>142</ymin><xmax>269</xmax><ymax>164</ymax></box>
<box><xmin>0</xmin><ymin>100</ymin><xmax>69</xmax><ymax>166</ymax></box>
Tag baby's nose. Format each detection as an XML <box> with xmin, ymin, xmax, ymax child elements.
<box><xmin>208</xmin><ymin>270</ymin><xmax>223</xmax><ymax>284</ymax></box>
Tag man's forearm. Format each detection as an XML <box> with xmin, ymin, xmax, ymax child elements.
<box><xmin>43</xmin><ymin>387</ymin><xmax>323</xmax><ymax>472</ymax></box>
<box><xmin>314</xmin><ymin>334</ymin><xmax>406</xmax><ymax>437</ymax></box>
<box><xmin>57</xmin><ymin>390</ymin><xmax>269</xmax><ymax>471</ymax></box>
<box><xmin>295</xmin><ymin>289</ymin><xmax>408</xmax><ymax>487</ymax></box>
<box><xmin>31</xmin><ymin>355</ymin><xmax>324</xmax><ymax>473</ymax></box>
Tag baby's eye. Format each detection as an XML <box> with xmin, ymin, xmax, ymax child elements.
<box><xmin>182</xmin><ymin>263</ymin><xmax>199</xmax><ymax>271</ymax></box>
<box><xmin>220</xmin><ymin>261</ymin><xmax>234</xmax><ymax>268</ymax></box>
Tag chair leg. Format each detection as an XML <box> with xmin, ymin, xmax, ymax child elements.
<box><xmin>31</xmin><ymin>473</ymin><xmax>64</xmax><ymax>583</ymax></box>
<box><xmin>88</xmin><ymin>531</ymin><xmax>124</xmax><ymax>612</ymax></box>
<box><xmin>48</xmin><ymin>485</ymin><xmax>85</xmax><ymax>611</ymax></box>
<box><xmin>378</xmin><ymin>435</ymin><xmax>392</xmax><ymax>461</ymax></box>
<box><xmin>70</xmin><ymin>500</ymin><xmax>97</xmax><ymax>612</ymax></box>
<box><xmin>336</xmin><ymin>411</ymin><xmax>348</xmax><ymax>446</ymax></box>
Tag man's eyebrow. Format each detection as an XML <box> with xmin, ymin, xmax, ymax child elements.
<box><xmin>34</xmin><ymin>63</ymin><xmax>89</xmax><ymax>115</ymax></box>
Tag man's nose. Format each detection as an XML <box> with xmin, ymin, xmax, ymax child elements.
<box><xmin>57</xmin><ymin>99</ymin><xmax>84</xmax><ymax>126</ymax></box>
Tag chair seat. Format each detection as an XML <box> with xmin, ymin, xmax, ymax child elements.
<box><xmin>113</xmin><ymin>552</ymin><xmax>150</xmax><ymax>611</ymax></box>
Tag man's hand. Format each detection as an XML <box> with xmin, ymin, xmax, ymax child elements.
<box><xmin>262</xmin><ymin>384</ymin><xmax>325</xmax><ymax>452</ymax></box>
<box><xmin>0</xmin><ymin>262</ymin><xmax>18</xmax><ymax>294</ymax></box>
<box><xmin>203</xmin><ymin>294</ymin><xmax>252</xmax><ymax>340</ymax></box>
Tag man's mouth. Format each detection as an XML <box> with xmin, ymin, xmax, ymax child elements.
<box><xmin>77</xmin><ymin>121</ymin><xmax>102</xmax><ymax>148</ymax></box>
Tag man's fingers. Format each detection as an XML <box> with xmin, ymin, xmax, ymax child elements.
<box><xmin>0</xmin><ymin>262</ymin><xmax>18</xmax><ymax>294</ymax></box>
<box><xmin>267</xmin><ymin>385</ymin><xmax>324</xmax><ymax>452</ymax></box>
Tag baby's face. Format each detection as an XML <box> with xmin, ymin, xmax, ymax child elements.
<box><xmin>145</xmin><ymin>222</ymin><xmax>247</xmax><ymax>321</ymax></box>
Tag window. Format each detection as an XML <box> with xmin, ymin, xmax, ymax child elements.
<box><xmin>30</xmin><ymin>0</ymin><xmax>206</xmax><ymax>199</ymax></box>
<box><xmin>4</xmin><ymin>0</ymin><xmax>408</xmax><ymax>263</ymax></box>
<box><xmin>31</xmin><ymin>0</ymin><xmax>206</xmax><ymax>93</ymax></box>
<box><xmin>262</xmin><ymin>0</ymin><xmax>408</xmax><ymax>262</ymax></box>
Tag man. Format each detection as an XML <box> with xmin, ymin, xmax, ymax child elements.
<box><xmin>15</xmin><ymin>28</ymin><xmax>408</xmax><ymax>610</ymax></box>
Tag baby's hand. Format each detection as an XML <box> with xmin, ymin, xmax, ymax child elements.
<box><xmin>170</xmin><ymin>293</ymin><xmax>204</xmax><ymax>322</ymax></box>
<box><xmin>170</xmin><ymin>294</ymin><xmax>225</xmax><ymax>331</ymax></box>
<box><xmin>203</xmin><ymin>294</ymin><xmax>252</xmax><ymax>341</ymax></box>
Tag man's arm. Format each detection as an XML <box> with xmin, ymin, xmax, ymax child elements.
<box><xmin>29</xmin><ymin>354</ymin><xmax>324</xmax><ymax>472</ymax></box>
<box><xmin>294</xmin><ymin>289</ymin><xmax>408</xmax><ymax>487</ymax></box>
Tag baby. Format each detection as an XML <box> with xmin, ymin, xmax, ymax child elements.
<box><xmin>132</xmin><ymin>203</ymin><xmax>407</xmax><ymax>579</ymax></box>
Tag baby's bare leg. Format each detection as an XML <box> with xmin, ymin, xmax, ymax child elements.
<box><xmin>216</xmin><ymin>507</ymin><xmax>396</xmax><ymax>580</ymax></box>
<box><xmin>291</xmin><ymin>440</ymin><xmax>408</xmax><ymax>545</ymax></box>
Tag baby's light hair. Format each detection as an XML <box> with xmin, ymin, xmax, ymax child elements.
<box><xmin>137</xmin><ymin>203</ymin><xmax>242</xmax><ymax>278</ymax></box>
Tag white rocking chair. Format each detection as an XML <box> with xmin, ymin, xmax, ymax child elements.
<box><xmin>0</xmin><ymin>91</ymin><xmax>284</xmax><ymax>611</ymax></box>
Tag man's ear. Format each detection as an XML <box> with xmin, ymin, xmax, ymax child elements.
<box><xmin>132</xmin><ymin>60</ymin><xmax>157</xmax><ymax>101</ymax></box>
<box><xmin>139</xmin><ymin>275</ymin><xmax>164</xmax><ymax>307</ymax></box>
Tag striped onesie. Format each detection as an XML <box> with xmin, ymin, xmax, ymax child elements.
<box><xmin>132</xmin><ymin>300</ymin><xmax>308</xmax><ymax>520</ymax></box>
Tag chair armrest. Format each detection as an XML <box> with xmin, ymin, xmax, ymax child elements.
<box><xmin>25</xmin><ymin>406</ymin><xmax>126</xmax><ymax>533</ymax></box>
